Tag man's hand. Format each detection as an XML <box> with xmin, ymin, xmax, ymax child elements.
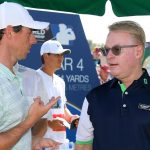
<box><xmin>32</xmin><ymin>137</ymin><xmax>60</xmax><ymax>150</ymax></box>
<box><xmin>48</xmin><ymin>119</ymin><xmax>66</xmax><ymax>131</ymax></box>
<box><xmin>27</xmin><ymin>96</ymin><xmax>60</xmax><ymax>127</ymax></box>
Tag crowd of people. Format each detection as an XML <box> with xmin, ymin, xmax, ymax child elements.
<box><xmin>0</xmin><ymin>1</ymin><xmax>149</xmax><ymax>150</ymax></box>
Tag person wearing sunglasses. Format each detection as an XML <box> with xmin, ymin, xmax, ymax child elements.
<box><xmin>75</xmin><ymin>20</ymin><xmax>150</xmax><ymax>150</ymax></box>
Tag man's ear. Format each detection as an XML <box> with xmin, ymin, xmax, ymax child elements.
<box><xmin>5</xmin><ymin>25</ymin><xmax>13</xmax><ymax>39</ymax></box>
<box><xmin>135</xmin><ymin>45</ymin><xmax>144</xmax><ymax>59</ymax></box>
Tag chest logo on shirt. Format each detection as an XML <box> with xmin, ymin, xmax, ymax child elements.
<box><xmin>138</xmin><ymin>103</ymin><xmax>150</xmax><ymax>111</ymax></box>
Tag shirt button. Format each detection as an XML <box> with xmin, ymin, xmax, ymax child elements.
<box><xmin>125</xmin><ymin>91</ymin><xmax>128</xmax><ymax>95</ymax></box>
<box><xmin>123</xmin><ymin>104</ymin><xmax>127</xmax><ymax>108</ymax></box>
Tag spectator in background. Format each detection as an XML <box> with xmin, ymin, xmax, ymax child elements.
<box><xmin>75</xmin><ymin>20</ymin><xmax>149</xmax><ymax>150</ymax></box>
<box><xmin>92</xmin><ymin>47</ymin><xmax>112</xmax><ymax>84</ymax></box>
<box><xmin>0</xmin><ymin>2</ymin><xmax>59</xmax><ymax>150</ymax></box>
<box><xmin>92</xmin><ymin>47</ymin><xmax>101</xmax><ymax>65</ymax></box>
<box><xmin>37</xmin><ymin>40</ymin><xmax>79</xmax><ymax>150</ymax></box>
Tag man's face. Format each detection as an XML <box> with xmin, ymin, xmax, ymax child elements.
<box><xmin>105</xmin><ymin>30</ymin><xmax>141</xmax><ymax>80</ymax></box>
<box><xmin>45</xmin><ymin>53</ymin><xmax>64</xmax><ymax>70</ymax></box>
<box><xmin>11</xmin><ymin>26</ymin><xmax>37</xmax><ymax>60</ymax></box>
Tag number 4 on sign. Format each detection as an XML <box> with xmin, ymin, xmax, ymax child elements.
<box><xmin>76</xmin><ymin>58</ymin><xmax>84</xmax><ymax>71</ymax></box>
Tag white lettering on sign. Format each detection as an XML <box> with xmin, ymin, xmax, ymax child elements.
<box><xmin>62</xmin><ymin>58</ymin><xmax>84</xmax><ymax>71</ymax></box>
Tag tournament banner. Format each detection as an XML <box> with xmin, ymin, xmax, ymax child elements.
<box><xmin>19</xmin><ymin>8</ymin><xmax>100</xmax><ymax>141</ymax></box>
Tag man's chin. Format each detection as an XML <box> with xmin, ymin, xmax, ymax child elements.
<box><xmin>18</xmin><ymin>56</ymin><xmax>27</xmax><ymax>61</ymax></box>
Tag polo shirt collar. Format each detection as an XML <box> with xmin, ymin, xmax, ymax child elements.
<box><xmin>110</xmin><ymin>68</ymin><xmax>150</xmax><ymax>88</ymax></box>
<box><xmin>0</xmin><ymin>63</ymin><xmax>19</xmax><ymax>81</ymax></box>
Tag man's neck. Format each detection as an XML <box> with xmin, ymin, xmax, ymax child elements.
<box><xmin>120</xmin><ymin>69</ymin><xmax>143</xmax><ymax>88</ymax></box>
<box><xmin>41</xmin><ymin>65</ymin><xmax>54</xmax><ymax>76</ymax></box>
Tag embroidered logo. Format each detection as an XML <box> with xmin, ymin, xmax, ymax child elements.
<box><xmin>138</xmin><ymin>103</ymin><xmax>150</xmax><ymax>111</ymax></box>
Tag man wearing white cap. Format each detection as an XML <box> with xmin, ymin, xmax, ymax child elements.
<box><xmin>0</xmin><ymin>2</ymin><xmax>59</xmax><ymax>150</ymax></box>
<box><xmin>37</xmin><ymin>40</ymin><xmax>79</xmax><ymax>149</ymax></box>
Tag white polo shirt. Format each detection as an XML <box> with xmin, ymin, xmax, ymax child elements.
<box><xmin>37</xmin><ymin>69</ymin><xmax>68</xmax><ymax>144</ymax></box>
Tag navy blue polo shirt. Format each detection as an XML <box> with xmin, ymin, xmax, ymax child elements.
<box><xmin>87</xmin><ymin>69</ymin><xmax>150</xmax><ymax>150</ymax></box>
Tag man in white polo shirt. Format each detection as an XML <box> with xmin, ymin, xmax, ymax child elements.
<box><xmin>37</xmin><ymin>40</ymin><xmax>79</xmax><ymax>149</ymax></box>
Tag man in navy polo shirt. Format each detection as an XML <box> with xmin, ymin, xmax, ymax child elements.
<box><xmin>75</xmin><ymin>20</ymin><xmax>150</xmax><ymax>150</ymax></box>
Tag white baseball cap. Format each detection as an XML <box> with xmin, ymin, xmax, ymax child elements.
<box><xmin>0</xmin><ymin>2</ymin><xmax>49</xmax><ymax>30</ymax></box>
<box><xmin>40</xmin><ymin>40</ymin><xmax>71</xmax><ymax>56</ymax></box>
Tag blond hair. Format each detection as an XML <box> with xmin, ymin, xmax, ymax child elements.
<box><xmin>108</xmin><ymin>21</ymin><xmax>146</xmax><ymax>48</ymax></box>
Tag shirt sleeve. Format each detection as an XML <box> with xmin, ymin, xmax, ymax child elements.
<box><xmin>0</xmin><ymin>103</ymin><xmax>4</xmax><ymax>126</ymax></box>
<box><xmin>0</xmin><ymin>91</ymin><xmax>4</xmax><ymax>127</ymax></box>
<box><xmin>76</xmin><ymin>98</ymin><xmax>94</xmax><ymax>144</ymax></box>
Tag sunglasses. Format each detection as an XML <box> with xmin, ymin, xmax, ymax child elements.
<box><xmin>103</xmin><ymin>45</ymin><xmax>138</xmax><ymax>56</ymax></box>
